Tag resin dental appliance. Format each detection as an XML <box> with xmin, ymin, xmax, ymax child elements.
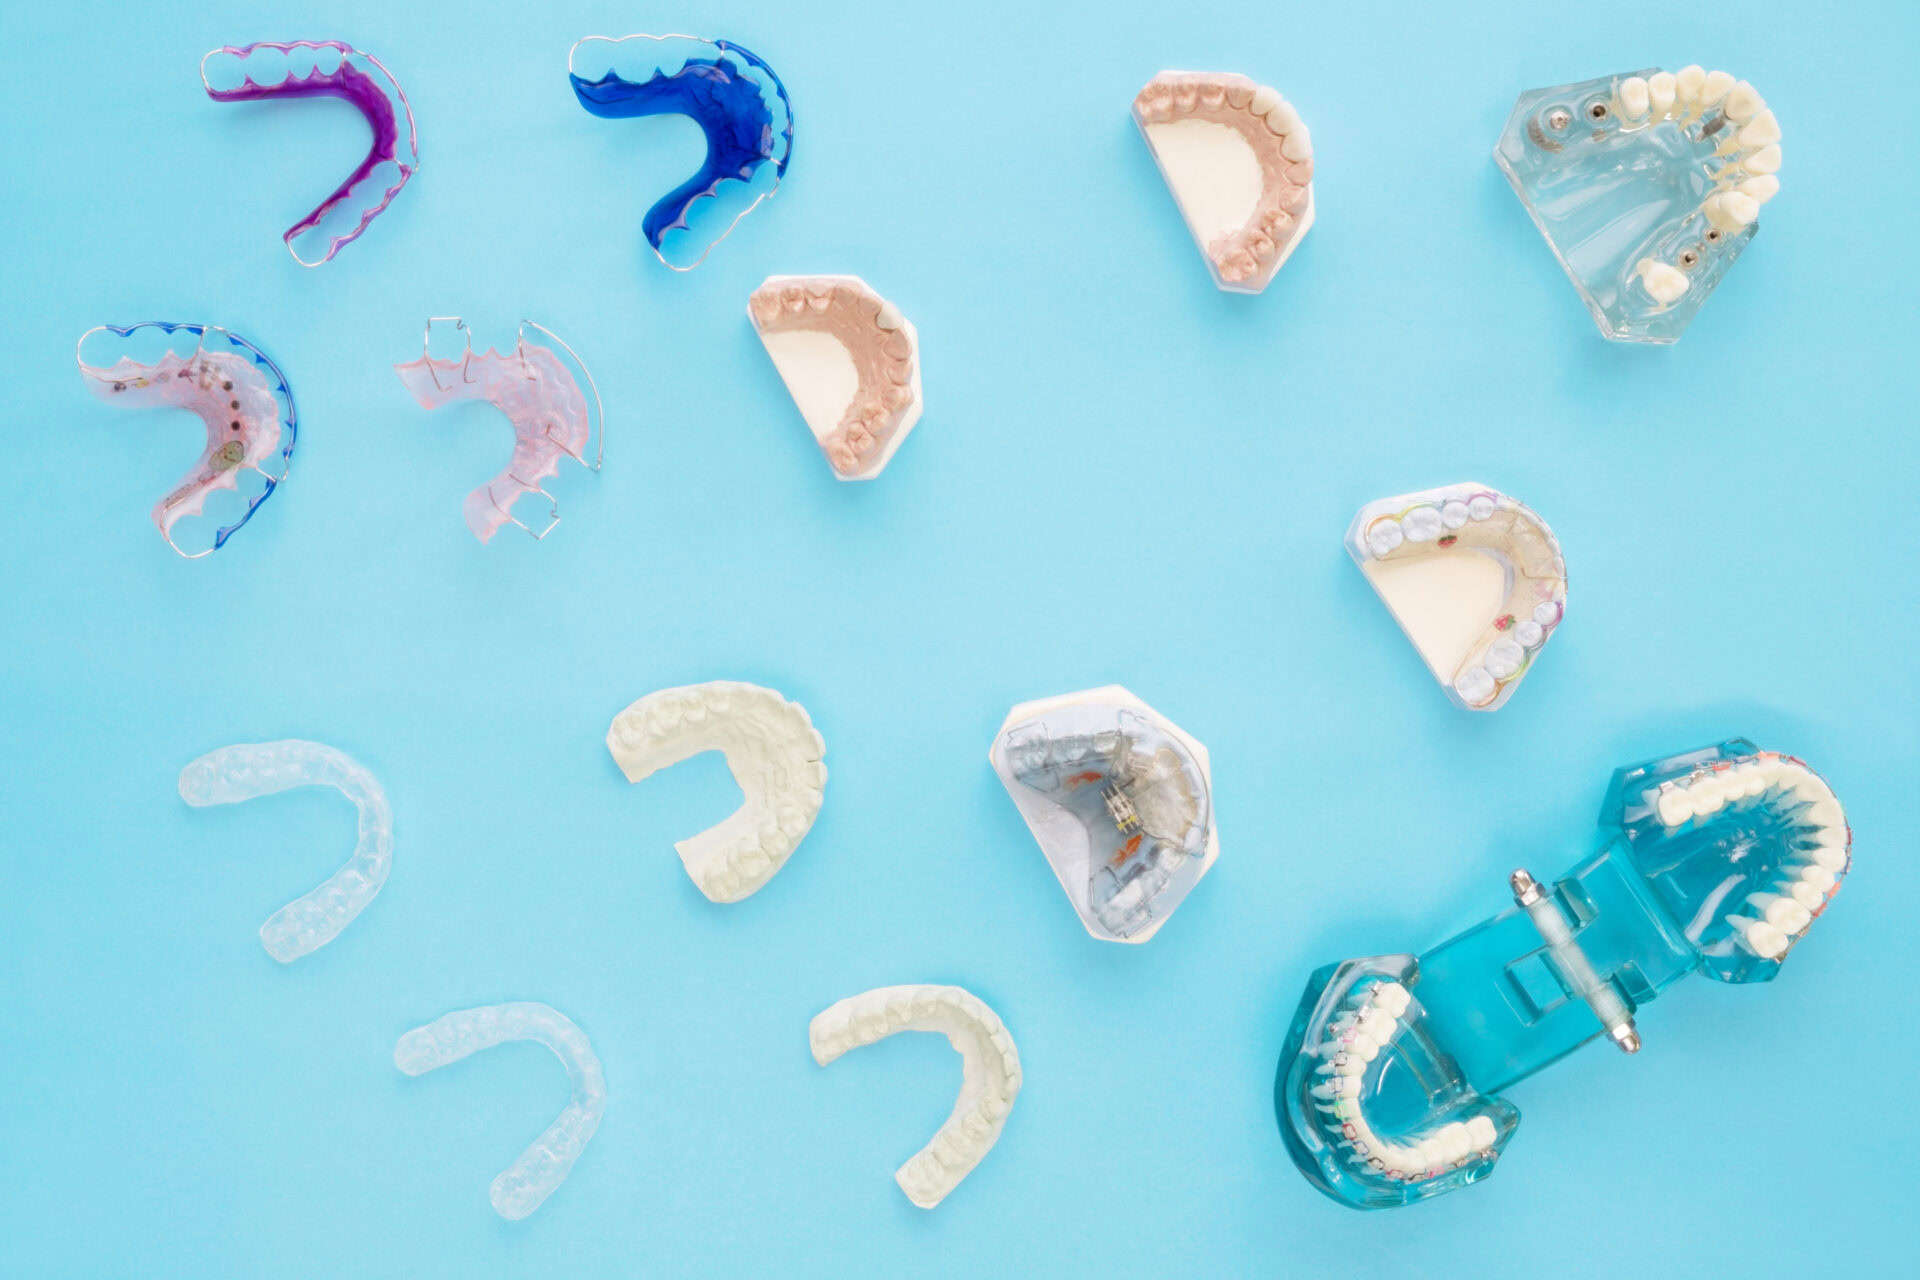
<box><xmin>393</xmin><ymin>317</ymin><xmax>605</xmax><ymax>543</ymax></box>
<box><xmin>606</xmin><ymin>681</ymin><xmax>827</xmax><ymax>903</ymax></box>
<box><xmin>1347</xmin><ymin>482</ymin><xmax>1566</xmax><ymax>712</ymax></box>
<box><xmin>749</xmin><ymin>276</ymin><xmax>923</xmax><ymax>480</ymax></box>
<box><xmin>77</xmin><ymin>322</ymin><xmax>296</xmax><ymax>558</ymax></box>
<box><xmin>1276</xmin><ymin>740</ymin><xmax>1850</xmax><ymax>1210</ymax></box>
<box><xmin>178</xmin><ymin>740</ymin><xmax>391</xmax><ymax>962</ymax></box>
<box><xmin>395</xmin><ymin>1002</ymin><xmax>605</xmax><ymax>1220</ymax></box>
<box><xmin>1496</xmin><ymin>66</ymin><xmax>1782</xmax><ymax>342</ymax></box>
<box><xmin>810</xmin><ymin>985</ymin><xmax>1021</xmax><ymax>1209</ymax></box>
<box><xmin>200</xmin><ymin>40</ymin><xmax>419</xmax><ymax>267</ymax></box>
<box><xmin>569</xmin><ymin>34</ymin><xmax>794</xmax><ymax>271</ymax></box>
<box><xmin>1132</xmin><ymin>71</ymin><xmax>1314</xmax><ymax>293</ymax></box>
<box><xmin>991</xmin><ymin>687</ymin><xmax>1217</xmax><ymax>943</ymax></box>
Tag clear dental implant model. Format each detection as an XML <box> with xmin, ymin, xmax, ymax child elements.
<box><xmin>1496</xmin><ymin>66</ymin><xmax>1782</xmax><ymax>342</ymax></box>
<box><xmin>990</xmin><ymin>687</ymin><xmax>1217</xmax><ymax>943</ymax></box>
<box><xmin>1275</xmin><ymin>740</ymin><xmax>1849</xmax><ymax>1209</ymax></box>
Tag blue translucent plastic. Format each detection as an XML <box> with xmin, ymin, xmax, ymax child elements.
<box><xmin>1276</xmin><ymin>739</ymin><xmax>1849</xmax><ymax>1210</ymax></box>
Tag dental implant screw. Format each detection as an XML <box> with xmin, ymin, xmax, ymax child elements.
<box><xmin>1547</xmin><ymin>108</ymin><xmax>1570</xmax><ymax>131</ymax></box>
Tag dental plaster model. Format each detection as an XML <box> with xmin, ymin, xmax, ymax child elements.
<box><xmin>393</xmin><ymin>317</ymin><xmax>605</xmax><ymax>542</ymax></box>
<box><xmin>1496</xmin><ymin>66</ymin><xmax>1782</xmax><ymax>341</ymax></box>
<box><xmin>1132</xmin><ymin>71</ymin><xmax>1314</xmax><ymax>292</ymax></box>
<box><xmin>1276</xmin><ymin>741</ymin><xmax>1849</xmax><ymax>1209</ymax></box>
<box><xmin>395</xmin><ymin>1002</ymin><xmax>605</xmax><ymax>1220</ymax></box>
<box><xmin>1347</xmin><ymin>482</ymin><xmax>1566</xmax><ymax>711</ymax></box>
<box><xmin>991</xmin><ymin>687</ymin><xmax>1217</xmax><ymax>943</ymax></box>
<box><xmin>809</xmin><ymin>985</ymin><xmax>1021</xmax><ymax>1209</ymax></box>
<box><xmin>177</xmin><ymin>740</ymin><xmax>391</xmax><ymax>962</ymax></box>
<box><xmin>748</xmin><ymin>275</ymin><xmax>923</xmax><ymax>480</ymax></box>
<box><xmin>200</xmin><ymin>40</ymin><xmax>419</xmax><ymax>266</ymax></box>
<box><xmin>606</xmin><ymin>681</ymin><xmax>826</xmax><ymax>903</ymax></box>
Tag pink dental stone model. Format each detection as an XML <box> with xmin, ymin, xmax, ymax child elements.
<box><xmin>748</xmin><ymin>275</ymin><xmax>923</xmax><ymax>480</ymax></box>
<box><xmin>1132</xmin><ymin>72</ymin><xmax>1315</xmax><ymax>292</ymax></box>
<box><xmin>394</xmin><ymin>318</ymin><xmax>604</xmax><ymax>543</ymax></box>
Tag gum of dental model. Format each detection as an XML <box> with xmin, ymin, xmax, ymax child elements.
<box><xmin>749</xmin><ymin>276</ymin><xmax>923</xmax><ymax>480</ymax></box>
<box><xmin>177</xmin><ymin>740</ymin><xmax>391</xmax><ymax>962</ymax></box>
<box><xmin>989</xmin><ymin>686</ymin><xmax>1217</xmax><ymax>943</ymax></box>
<box><xmin>1132</xmin><ymin>71</ymin><xmax>1314</xmax><ymax>293</ymax></box>
<box><xmin>395</xmin><ymin>1002</ymin><xmax>605</xmax><ymax>1221</ymax></box>
<box><xmin>1345</xmin><ymin>482</ymin><xmax>1566</xmax><ymax>712</ymax></box>
<box><xmin>570</xmin><ymin>34</ymin><xmax>794</xmax><ymax>271</ymax></box>
<box><xmin>200</xmin><ymin>41</ymin><xmax>419</xmax><ymax>267</ymax></box>
<box><xmin>606</xmin><ymin>681</ymin><xmax>826</xmax><ymax>903</ymax></box>
<box><xmin>76</xmin><ymin>322</ymin><xmax>297</xmax><ymax>558</ymax></box>
<box><xmin>1495</xmin><ymin>66</ymin><xmax>1781</xmax><ymax>342</ymax></box>
<box><xmin>394</xmin><ymin>319</ymin><xmax>604</xmax><ymax>542</ymax></box>
<box><xmin>1275</xmin><ymin>739</ymin><xmax>1849</xmax><ymax>1210</ymax></box>
<box><xmin>809</xmin><ymin>985</ymin><xmax>1021</xmax><ymax>1209</ymax></box>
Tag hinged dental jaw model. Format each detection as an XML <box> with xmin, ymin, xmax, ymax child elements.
<box><xmin>569</xmin><ymin>34</ymin><xmax>793</xmax><ymax>271</ymax></box>
<box><xmin>77</xmin><ymin>322</ymin><xmax>297</xmax><ymax>558</ymax></box>
<box><xmin>749</xmin><ymin>276</ymin><xmax>923</xmax><ymax>480</ymax></box>
<box><xmin>1276</xmin><ymin>740</ymin><xmax>1849</xmax><ymax>1210</ymax></box>
<box><xmin>394</xmin><ymin>317</ymin><xmax>605</xmax><ymax>542</ymax></box>
<box><xmin>178</xmin><ymin>740</ymin><xmax>392</xmax><ymax>962</ymax></box>
<box><xmin>810</xmin><ymin>985</ymin><xmax>1021</xmax><ymax>1209</ymax></box>
<box><xmin>606</xmin><ymin>681</ymin><xmax>827</xmax><ymax>903</ymax></box>
<box><xmin>1496</xmin><ymin>67</ymin><xmax>1781</xmax><ymax>342</ymax></box>
<box><xmin>991</xmin><ymin>687</ymin><xmax>1217</xmax><ymax>942</ymax></box>
<box><xmin>1132</xmin><ymin>72</ymin><xmax>1314</xmax><ymax>293</ymax></box>
<box><xmin>1347</xmin><ymin>483</ymin><xmax>1566</xmax><ymax>711</ymax></box>
<box><xmin>200</xmin><ymin>41</ymin><xmax>419</xmax><ymax>267</ymax></box>
<box><xmin>395</xmin><ymin>1002</ymin><xmax>605</xmax><ymax>1220</ymax></box>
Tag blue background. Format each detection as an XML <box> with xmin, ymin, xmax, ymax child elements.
<box><xmin>3</xmin><ymin>2</ymin><xmax>1915</xmax><ymax>1275</ymax></box>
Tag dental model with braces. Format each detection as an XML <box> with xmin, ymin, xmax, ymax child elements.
<box><xmin>1347</xmin><ymin>482</ymin><xmax>1566</xmax><ymax>711</ymax></box>
<box><xmin>569</xmin><ymin>34</ymin><xmax>794</xmax><ymax>271</ymax></box>
<box><xmin>1496</xmin><ymin>66</ymin><xmax>1782</xmax><ymax>342</ymax></box>
<box><xmin>991</xmin><ymin>687</ymin><xmax>1217</xmax><ymax>943</ymax></box>
<box><xmin>76</xmin><ymin>322</ymin><xmax>296</xmax><ymax>558</ymax></box>
<box><xmin>177</xmin><ymin>740</ymin><xmax>391</xmax><ymax>963</ymax></box>
<box><xmin>606</xmin><ymin>681</ymin><xmax>826</xmax><ymax>903</ymax></box>
<box><xmin>809</xmin><ymin>985</ymin><xmax>1021</xmax><ymax>1209</ymax></box>
<box><xmin>200</xmin><ymin>41</ymin><xmax>419</xmax><ymax>267</ymax></box>
<box><xmin>395</xmin><ymin>1002</ymin><xmax>605</xmax><ymax>1221</ymax></box>
<box><xmin>394</xmin><ymin>317</ymin><xmax>605</xmax><ymax>543</ymax></box>
<box><xmin>1276</xmin><ymin>739</ymin><xmax>1850</xmax><ymax>1209</ymax></box>
<box><xmin>1132</xmin><ymin>72</ymin><xmax>1314</xmax><ymax>292</ymax></box>
<box><xmin>749</xmin><ymin>276</ymin><xmax>923</xmax><ymax>480</ymax></box>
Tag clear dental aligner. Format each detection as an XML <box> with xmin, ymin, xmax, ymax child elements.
<box><xmin>1275</xmin><ymin>740</ymin><xmax>1850</xmax><ymax>1210</ymax></box>
<box><xmin>1495</xmin><ymin>66</ymin><xmax>1782</xmax><ymax>342</ymax></box>
<box><xmin>990</xmin><ymin>687</ymin><xmax>1217</xmax><ymax>943</ymax></box>
<box><xmin>178</xmin><ymin>740</ymin><xmax>391</xmax><ymax>962</ymax></box>
<box><xmin>1132</xmin><ymin>71</ymin><xmax>1314</xmax><ymax>293</ymax></box>
<box><xmin>395</xmin><ymin>1002</ymin><xmax>605</xmax><ymax>1221</ymax></box>
<box><xmin>200</xmin><ymin>41</ymin><xmax>419</xmax><ymax>267</ymax></box>
<box><xmin>749</xmin><ymin>276</ymin><xmax>923</xmax><ymax>480</ymax></box>
<box><xmin>1346</xmin><ymin>482</ymin><xmax>1566</xmax><ymax>712</ymax></box>
<box><xmin>606</xmin><ymin>681</ymin><xmax>826</xmax><ymax>903</ymax></box>
<box><xmin>809</xmin><ymin>985</ymin><xmax>1021</xmax><ymax>1209</ymax></box>
<box><xmin>76</xmin><ymin>322</ymin><xmax>296</xmax><ymax>558</ymax></box>
<box><xmin>394</xmin><ymin>318</ymin><xmax>605</xmax><ymax>542</ymax></box>
<box><xmin>569</xmin><ymin>34</ymin><xmax>794</xmax><ymax>271</ymax></box>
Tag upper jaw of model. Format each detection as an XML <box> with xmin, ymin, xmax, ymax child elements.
<box><xmin>990</xmin><ymin>686</ymin><xmax>1217</xmax><ymax>943</ymax></box>
<box><xmin>606</xmin><ymin>681</ymin><xmax>827</xmax><ymax>903</ymax></box>
<box><xmin>76</xmin><ymin>322</ymin><xmax>297</xmax><ymax>558</ymax></box>
<box><xmin>1496</xmin><ymin>66</ymin><xmax>1781</xmax><ymax>342</ymax></box>
<box><xmin>749</xmin><ymin>276</ymin><xmax>923</xmax><ymax>480</ymax></box>
<box><xmin>809</xmin><ymin>985</ymin><xmax>1021</xmax><ymax>1209</ymax></box>
<box><xmin>1347</xmin><ymin>482</ymin><xmax>1566</xmax><ymax>711</ymax></box>
<box><xmin>1132</xmin><ymin>71</ymin><xmax>1314</xmax><ymax>293</ymax></box>
<box><xmin>394</xmin><ymin>317</ymin><xmax>604</xmax><ymax>542</ymax></box>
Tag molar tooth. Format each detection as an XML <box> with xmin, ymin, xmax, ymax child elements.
<box><xmin>1453</xmin><ymin>667</ymin><xmax>1496</xmax><ymax>707</ymax></box>
<box><xmin>1737</xmin><ymin>175</ymin><xmax>1780</xmax><ymax>204</ymax></box>
<box><xmin>1704</xmin><ymin>191</ymin><xmax>1759</xmax><ymax>231</ymax></box>
<box><xmin>1619</xmin><ymin>76</ymin><xmax>1650</xmax><ymax>120</ymax></box>
<box><xmin>1795</xmin><ymin>865</ymin><xmax>1837</xmax><ymax>895</ymax></box>
<box><xmin>1637</xmin><ymin>259</ymin><xmax>1689</xmax><ymax>305</ymax></box>
<box><xmin>1746</xmin><ymin>892</ymin><xmax>1811</xmax><ymax>935</ymax></box>
<box><xmin>1732</xmin><ymin>916</ymin><xmax>1789</xmax><ymax>960</ymax></box>
<box><xmin>1656</xmin><ymin>786</ymin><xmax>1694</xmax><ymax>828</ymax></box>
<box><xmin>1466</xmin><ymin>1114</ymin><xmax>1498</xmax><ymax>1148</ymax></box>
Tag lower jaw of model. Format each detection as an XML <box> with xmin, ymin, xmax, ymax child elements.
<box><xmin>1276</xmin><ymin>740</ymin><xmax>1849</xmax><ymax>1209</ymax></box>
